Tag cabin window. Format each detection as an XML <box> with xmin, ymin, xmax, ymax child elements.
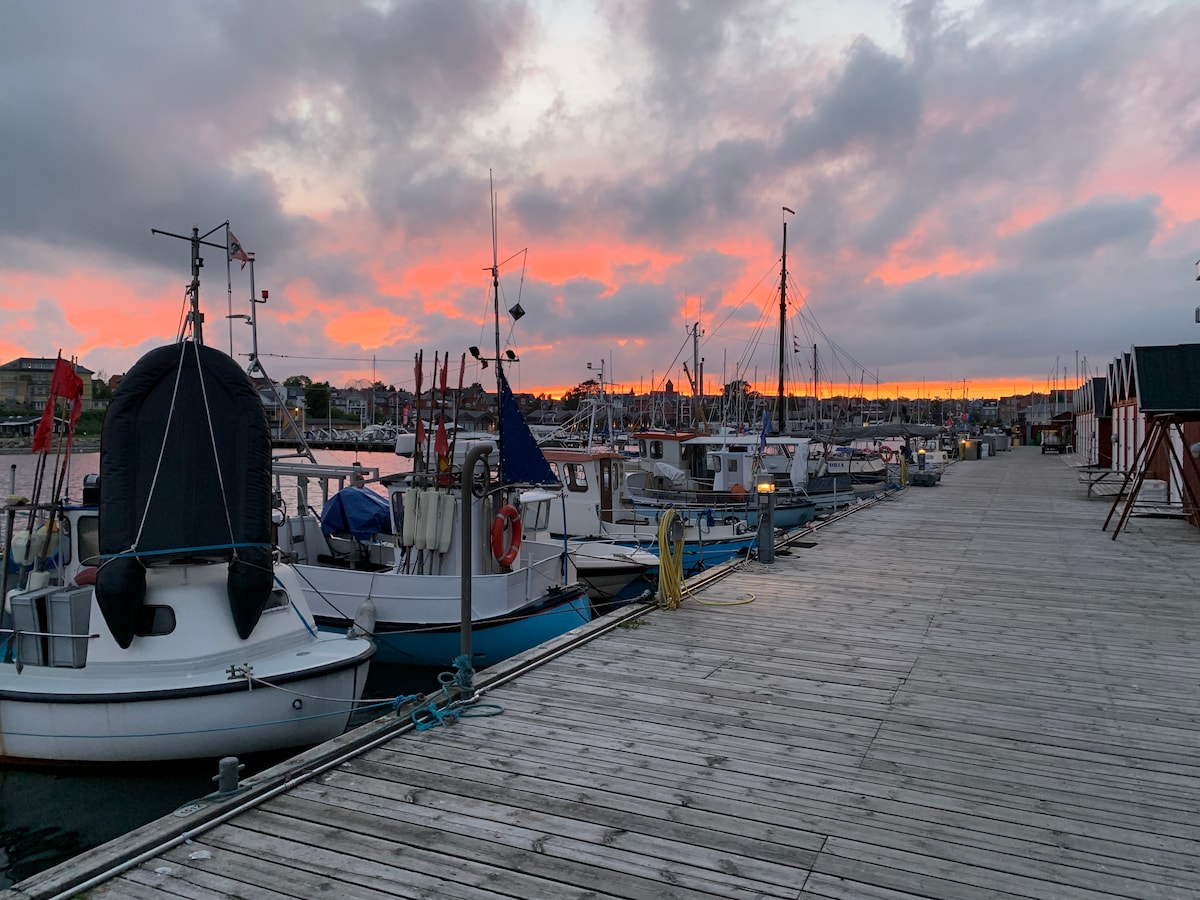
<box><xmin>649</xmin><ymin>441</ymin><xmax>664</xmax><ymax>460</ymax></box>
<box><xmin>262</xmin><ymin>588</ymin><xmax>291</xmax><ymax>612</ymax></box>
<box><xmin>135</xmin><ymin>605</ymin><xmax>177</xmax><ymax>637</ymax></box>
<box><xmin>638</xmin><ymin>440</ymin><xmax>648</xmax><ymax>457</ymax></box>
<box><xmin>727</xmin><ymin>459</ymin><xmax>739</xmax><ymax>473</ymax></box>
<box><xmin>565</xmin><ymin>463</ymin><xmax>589</xmax><ymax>492</ymax></box>
<box><xmin>77</xmin><ymin>515</ymin><xmax>100</xmax><ymax>566</ymax></box>
<box><xmin>601</xmin><ymin>467</ymin><xmax>611</xmax><ymax>492</ymax></box>
<box><xmin>522</xmin><ymin>501</ymin><xmax>551</xmax><ymax>531</ymax></box>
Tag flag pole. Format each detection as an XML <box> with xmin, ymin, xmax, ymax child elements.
<box><xmin>226</xmin><ymin>222</ymin><xmax>234</xmax><ymax>356</ymax></box>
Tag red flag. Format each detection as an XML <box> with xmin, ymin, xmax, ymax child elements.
<box><xmin>458</xmin><ymin>353</ymin><xmax>466</xmax><ymax>391</ymax></box>
<box><xmin>415</xmin><ymin>417</ymin><xmax>426</xmax><ymax>446</ymax></box>
<box><xmin>413</xmin><ymin>352</ymin><xmax>423</xmax><ymax>397</ymax></box>
<box><xmin>435</xmin><ymin>416</ymin><xmax>450</xmax><ymax>473</ymax></box>
<box><xmin>32</xmin><ymin>356</ymin><xmax>84</xmax><ymax>453</ymax></box>
<box><xmin>228</xmin><ymin>231</ymin><xmax>250</xmax><ymax>270</ymax></box>
<box><xmin>439</xmin><ymin>354</ymin><xmax>448</xmax><ymax>393</ymax></box>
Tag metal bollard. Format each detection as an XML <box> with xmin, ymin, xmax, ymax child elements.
<box><xmin>213</xmin><ymin>756</ymin><xmax>245</xmax><ymax>796</ymax></box>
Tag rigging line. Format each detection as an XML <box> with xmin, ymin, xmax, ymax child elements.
<box><xmin>698</xmin><ymin>259</ymin><xmax>783</xmax><ymax>354</ymax></box>
<box><xmin>190</xmin><ymin>339</ymin><xmax>240</xmax><ymax>556</ymax></box>
<box><xmin>733</xmin><ymin>293</ymin><xmax>779</xmax><ymax>376</ymax></box>
<box><xmin>175</xmin><ymin>286</ymin><xmax>191</xmax><ymax>344</ymax></box>
<box><xmin>132</xmin><ymin>341</ymin><xmax>189</xmax><ymax>554</ymax></box>
<box><xmin>788</xmin><ymin>288</ymin><xmax>877</xmax><ymax>380</ymax></box>
<box><xmin>256</xmin><ymin>353</ymin><xmax>415</xmax><ymax>363</ymax></box>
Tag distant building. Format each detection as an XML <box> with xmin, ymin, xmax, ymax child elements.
<box><xmin>0</xmin><ymin>357</ymin><xmax>96</xmax><ymax>411</ymax></box>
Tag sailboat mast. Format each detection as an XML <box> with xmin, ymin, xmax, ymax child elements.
<box><xmin>777</xmin><ymin>219</ymin><xmax>787</xmax><ymax>431</ymax></box>
<box><xmin>813</xmin><ymin>344</ymin><xmax>819</xmax><ymax>429</ymax></box>
<box><xmin>776</xmin><ymin>207</ymin><xmax>794</xmax><ymax>432</ymax></box>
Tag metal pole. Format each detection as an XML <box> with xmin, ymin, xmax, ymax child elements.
<box><xmin>1</xmin><ymin>465</ymin><xmax>17</xmax><ymax>601</ymax></box>
<box><xmin>459</xmin><ymin>443</ymin><xmax>493</xmax><ymax>663</ymax></box>
<box><xmin>247</xmin><ymin>257</ymin><xmax>261</xmax><ymax>371</ymax></box>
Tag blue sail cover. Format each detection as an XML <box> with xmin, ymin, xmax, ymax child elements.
<box><xmin>321</xmin><ymin>486</ymin><xmax>392</xmax><ymax>539</ymax></box>
<box><xmin>499</xmin><ymin>372</ymin><xmax>559</xmax><ymax>485</ymax></box>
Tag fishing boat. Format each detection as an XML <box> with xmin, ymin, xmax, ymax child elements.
<box><xmin>625</xmin><ymin>430</ymin><xmax>821</xmax><ymax>527</ymax></box>
<box><xmin>0</xmin><ymin>326</ymin><xmax>374</xmax><ymax>764</ymax></box>
<box><xmin>540</xmin><ymin>446</ymin><xmax>761</xmax><ymax>574</ymax></box>
<box><xmin>502</xmin><ymin>486</ymin><xmax>656</xmax><ymax>604</ymax></box>
<box><xmin>273</xmin><ymin>191</ymin><xmax>593</xmax><ymax>668</ymax></box>
<box><xmin>274</xmin><ymin>402</ymin><xmax>593</xmax><ymax>668</ymax></box>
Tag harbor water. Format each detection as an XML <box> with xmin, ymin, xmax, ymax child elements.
<box><xmin>0</xmin><ymin>447</ymin><xmax>441</xmax><ymax>889</ymax></box>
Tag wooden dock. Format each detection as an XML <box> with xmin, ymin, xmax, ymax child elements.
<box><xmin>10</xmin><ymin>447</ymin><xmax>1200</xmax><ymax>899</ymax></box>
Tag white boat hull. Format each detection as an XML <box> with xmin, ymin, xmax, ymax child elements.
<box><xmin>2</xmin><ymin>560</ymin><xmax>374</xmax><ymax>764</ymax></box>
<box><xmin>0</xmin><ymin>655</ymin><xmax>370</xmax><ymax>763</ymax></box>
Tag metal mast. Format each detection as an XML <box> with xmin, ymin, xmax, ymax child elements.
<box><xmin>777</xmin><ymin>208</ymin><xmax>794</xmax><ymax>431</ymax></box>
<box><xmin>151</xmin><ymin>222</ymin><xmax>229</xmax><ymax>345</ymax></box>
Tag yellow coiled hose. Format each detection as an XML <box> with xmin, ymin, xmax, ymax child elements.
<box><xmin>656</xmin><ymin>508</ymin><xmax>685</xmax><ymax>609</ymax></box>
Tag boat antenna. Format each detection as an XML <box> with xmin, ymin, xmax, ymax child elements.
<box><xmin>151</xmin><ymin>221</ymin><xmax>229</xmax><ymax>345</ymax></box>
<box><xmin>489</xmin><ymin>172</ymin><xmax>507</xmax><ymax>480</ymax></box>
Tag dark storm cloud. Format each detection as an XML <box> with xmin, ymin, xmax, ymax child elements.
<box><xmin>591</xmin><ymin>138</ymin><xmax>769</xmax><ymax>245</ymax></box>
<box><xmin>604</xmin><ymin>0</ymin><xmax>773</xmax><ymax>117</ymax></box>
<box><xmin>0</xmin><ymin>0</ymin><xmax>528</xmax><ymax>268</ymax></box>
<box><xmin>778</xmin><ymin>38</ymin><xmax>922</xmax><ymax>165</ymax></box>
<box><xmin>776</xmin><ymin>4</ymin><xmax>1134</xmax><ymax>263</ymax></box>
<box><xmin>510</xmin><ymin>180</ymin><xmax>574</xmax><ymax>237</ymax></box>
<box><xmin>505</xmin><ymin>275</ymin><xmax>677</xmax><ymax>345</ymax></box>
<box><xmin>1005</xmin><ymin>196</ymin><xmax>1160</xmax><ymax>262</ymax></box>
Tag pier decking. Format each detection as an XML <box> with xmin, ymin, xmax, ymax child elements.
<box><xmin>11</xmin><ymin>447</ymin><xmax>1200</xmax><ymax>899</ymax></box>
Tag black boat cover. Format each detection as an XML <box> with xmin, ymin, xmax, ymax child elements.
<box><xmin>95</xmin><ymin>342</ymin><xmax>274</xmax><ymax>647</ymax></box>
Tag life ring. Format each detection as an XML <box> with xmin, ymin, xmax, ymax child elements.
<box><xmin>879</xmin><ymin>446</ymin><xmax>895</xmax><ymax>463</ymax></box>
<box><xmin>491</xmin><ymin>504</ymin><xmax>523</xmax><ymax>567</ymax></box>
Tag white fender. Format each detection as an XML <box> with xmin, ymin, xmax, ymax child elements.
<box><xmin>424</xmin><ymin>489</ymin><xmax>441</xmax><ymax>550</ymax></box>
<box><xmin>9</xmin><ymin>531</ymin><xmax>34</xmax><ymax>567</ymax></box>
<box><xmin>414</xmin><ymin>489</ymin><xmax>430</xmax><ymax>550</ymax></box>
<box><xmin>402</xmin><ymin>488</ymin><xmax>419</xmax><ymax>547</ymax></box>
<box><xmin>436</xmin><ymin>492</ymin><xmax>456</xmax><ymax>554</ymax></box>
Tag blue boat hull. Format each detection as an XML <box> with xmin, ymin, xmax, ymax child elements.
<box><xmin>616</xmin><ymin>535</ymin><xmax>757</xmax><ymax>576</ymax></box>
<box><xmin>630</xmin><ymin>499</ymin><xmax>816</xmax><ymax>531</ymax></box>
<box><xmin>319</xmin><ymin>586</ymin><xmax>593</xmax><ymax>669</ymax></box>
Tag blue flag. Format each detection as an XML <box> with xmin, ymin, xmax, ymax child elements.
<box><xmin>760</xmin><ymin>409</ymin><xmax>773</xmax><ymax>452</ymax></box>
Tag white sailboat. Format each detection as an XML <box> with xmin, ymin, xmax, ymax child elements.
<box><xmin>1</xmin><ymin>229</ymin><xmax>374</xmax><ymax>764</ymax></box>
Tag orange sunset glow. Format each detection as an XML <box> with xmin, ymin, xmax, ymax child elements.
<box><xmin>2</xmin><ymin>2</ymin><xmax>1198</xmax><ymax>406</ymax></box>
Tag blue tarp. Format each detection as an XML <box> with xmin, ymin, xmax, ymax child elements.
<box><xmin>321</xmin><ymin>487</ymin><xmax>392</xmax><ymax>539</ymax></box>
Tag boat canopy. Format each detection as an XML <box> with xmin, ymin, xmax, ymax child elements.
<box><xmin>808</xmin><ymin>424</ymin><xmax>943</xmax><ymax>443</ymax></box>
<box><xmin>321</xmin><ymin>486</ymin><xmax>392</xmax><ymax>539</ymax></box>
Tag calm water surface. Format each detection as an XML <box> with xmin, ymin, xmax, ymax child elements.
<box><xmin>0</xmin><ymin>448</ymin><xmax>434</xmax><ymax>889</ymax></box>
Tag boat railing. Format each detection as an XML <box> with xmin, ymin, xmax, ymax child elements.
<box><xmin>272</xmin><ymin>461</ymin><xmax>382</xmax><ymax>516</ymax></box>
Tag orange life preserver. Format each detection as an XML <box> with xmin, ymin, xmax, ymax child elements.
<box><xmin>491</xmin><ymin>504</ymin><xmax>523</xmax><ymax>567</ymax></box>
<box><xmin>879</xmin><ymin>446</ymin><xmax>895</xmax><ymax>462</ymax></box>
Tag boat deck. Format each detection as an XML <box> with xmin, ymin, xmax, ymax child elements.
<box><xmin>11</xmin><ymin>446</ymin><xmax>1200</xmax><ymax>899</ymax></box>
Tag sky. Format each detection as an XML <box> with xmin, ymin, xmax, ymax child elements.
<box><xmin>3</xmin><ymin>0</ymin><xmax>1200</xmax><ymax>403</ymax></box>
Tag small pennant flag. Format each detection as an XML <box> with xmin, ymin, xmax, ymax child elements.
<box><xmin>228</xmin><ymin>232</ymin><xmax>250</xmax><ymax>270</ymax></box>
